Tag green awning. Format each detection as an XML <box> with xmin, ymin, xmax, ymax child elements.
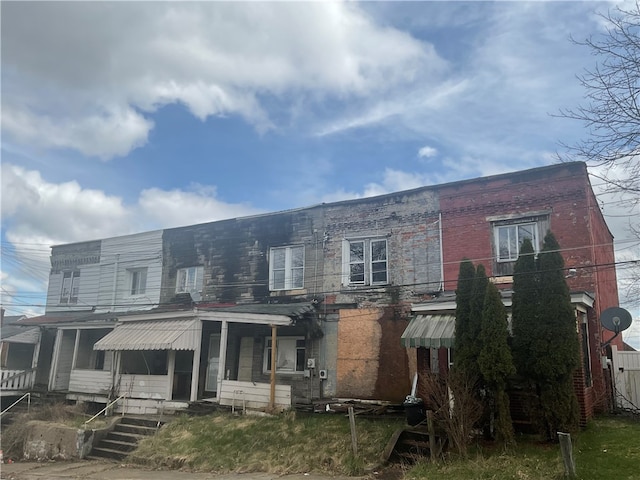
<box><xmin>401</xmin><ymin>314</ymin><xmax>456</xmax><ymax>348</ymax></box>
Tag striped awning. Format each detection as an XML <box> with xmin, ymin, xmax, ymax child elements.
<box><xmin>401</xmin><ymin>314</ymin><xmax>456</xmax><ymax>349</ymax></box>
<box><xmin>94</xmin><ymin>318</ymin><xmax>200</xmax><ymax>351</ymax></box>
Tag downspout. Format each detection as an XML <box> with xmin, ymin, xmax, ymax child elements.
<box><xmin>439</xmin><ymin>212</ymin><xmax>445</xmax><ymax>291</ymax></box>
<box><xmin>111</xmin><ymin>254</ymin><xmax>119</xmax><ymax>311</ymax></box>
<box><xmin>269</xmin><ymin>325</ymin><xmax>277</xmax><ymax>411</ymax></box>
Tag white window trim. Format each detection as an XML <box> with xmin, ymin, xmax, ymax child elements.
<box><xmin>263</xmin><ymin>336</ymin><xmax>306</xmax><ymax>374</ymax></box>
<box><xmin>341</xmin><ymin>237</ymin><xmax>388</xmax><ymax>286</ymax></box>
<box><xmin>128</xmin><ymin>268</ymin><xmax>148</xmax><ymax>296</ymax></box>
<box><xmin>494</xmin><ymin>221</ymin><xmax>540</xmax><ymax>263</ymax></box>
<box><xmin>176</xmin><ymin>266</ymin><xmax>203</xmax><ymax>294</ymax></box>
<box><xmin>269</xmin><ymin>245</ymin><xmax>305</xmax><ymax>291</ymax></box>
<box><xmin>60</xmin><ymin>271</ymin><xmax>80</xmax><ymax>304</ymax></box>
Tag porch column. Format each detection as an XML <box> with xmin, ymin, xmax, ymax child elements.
<box><xmin>216</xmin><ymin>320</ymin><xmax>228</xmax><ymax>400</ymax></box>
<box><xmin>48</xmin><ymin>330</ymin><xmax>64</xmax><ymax>391</ymax></box>
<box><xmin>269</xmin><ymin>324</ymin><xmax>277</xmax><ymax>410</ymax></box>
<box><xmin>190</xmin><ymin>319</ymin><xmax>203</xmax><ymax>402</ymax></box>
<box><xmin>31</xmin><ymin>329</ymin><xmax>42</xmax><ymax>369</ymax></box>
<box><xmin>30</xmin><ymin>330</ymin><xmax>42</xmax><ymax>389</ymax></box>
<box><xmin>167</xmin><ymin>350</ymin><xmax>176</xmax><ymax>400</ymax></box>
<box><xmin>71</xmin><ymin>329</ymin><xmax>81</xmax><ymax>369</ymax></box>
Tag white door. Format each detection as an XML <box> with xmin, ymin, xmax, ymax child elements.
<box><xmin>205</xmin><ymin>334</ymin><xmax>220</xmax><ymax>393</ymax></box>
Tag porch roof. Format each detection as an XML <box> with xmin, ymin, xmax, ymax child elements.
<box><xmin>401</xmin><ymin>314</ymin><xmax>456</xmax><ymax>349</ymax></box>
<box><xmin>94</xmin><ymin>318</ymin><xmax>200</xmax><ymax>351</ymax></box>
<box><xmin>1</xmin><ymin>326</ymin><xmax>40</xmax><ymax>344</ymax></box>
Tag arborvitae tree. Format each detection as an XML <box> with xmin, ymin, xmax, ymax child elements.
<box><xmin>453</xmin><ymin>259</ymin><xmax>478</xmax><ymax>378</ymax></box>
<box><xmin>478</xmin><ymin>281</ymin><xmax>516</xmax><ymax>446</ymax></box>
<box><xmin>511</xmin><ymin>238</ymin><xmax>538</xmax><ymax>378</ymax></box>
<box><xmin>463</xmin><ymin>264</ymin><xmax>488</xmax><ymax>383</ymax></box>
<box><xmin>534</xmin><ymin>232</ymin><xmax>580</xmax><ymax>438</ymax></box>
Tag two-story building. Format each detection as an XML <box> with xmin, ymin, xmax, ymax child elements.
<box><xmin>16</xmin><ymin>162</ymin><xmax>621</xmax><ymax>422</ymax></box>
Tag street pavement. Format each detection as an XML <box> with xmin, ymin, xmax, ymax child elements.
<box><xmin>0</xmin><ymin>460</ymin><xmax>374</xmax><ymax>480</ymax></box>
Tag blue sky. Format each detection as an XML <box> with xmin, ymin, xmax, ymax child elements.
<box><xmin>1</xmin><ymin>1</ymin><xmax>638</xmax><ymax>347</ymax></box>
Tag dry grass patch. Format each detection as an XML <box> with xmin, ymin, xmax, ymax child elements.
<box><xmin>131</xmin><ymin>410</ymin><xmax>403</xmax><ymax>475</ymax></box>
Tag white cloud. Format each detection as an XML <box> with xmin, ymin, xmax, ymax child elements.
<box><xmin>1</xmin><ymin>2</ymin><xmax>434</xmax><ymax>159</ymax></box>
<box><xmin>1</xmin><ymin>105</ymin><xmax>153</xmax><ymax>160</ymax></box>
<box><xmin>138</xmin><ymin>185</ymin><xmax>262</xmax><ymax>228</ymax></box>
<box><xmin>418</xmin><ymin>146</ymin><xmax>438</xmax><ymax>159</ymax></box>
<box><xmin>0</xmin><ymin>164</ymin><xmax>262</xmax><ymax>315</ymax></box>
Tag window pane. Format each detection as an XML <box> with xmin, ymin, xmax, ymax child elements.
<box><xmin>372</xmin><ymin>261</ymin><xmax>387</xmax><ymax>283</ymax></box>
<box><xmin>350</xmin><ymin>242</ymin><xmax>364</xmax><ymax>262</ymax></box>
<box><xmin>517</xmin><ymin>224</ymin><xmax>536</xmax><ymax>253</ymax></box>
<box><xmin>291</xmin><ymin>246</ymin><xmax>304</xmax><ymax>267</ymax></box>
<box><xmin>273</xmin><ymin>270</ymin><xmax>285</xmax><ymax>289</ymax></box>
<box><xmin>273</xmin><ymin>249</ymin><xmax>286</xmax><ymax>268</ymax></box>
<box><xmin>371</xmin><ymin>240</ymin><xmax>387</xmax><ymax>261</ymax></box>
<box><xmin>70</xmin><ymin>272</ymin><xmax>80</xmax><ymax>304</ymax></box>
<box><xmin>350</xmin><ymin>263</ymin><xmax>365</xmax><ymax>283</ymax></box>
<box><xmin>498</xmin><ymin>226</ymin><xmax>518</xmax><ymax>261</ymax></box>
<box><xmin>60</xmin><ymin>273</ymin><xmax>72</xmax><ymax>303</ymax></box>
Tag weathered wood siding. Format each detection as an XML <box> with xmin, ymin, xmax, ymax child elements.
<box><xmin>45</xmin><ymin>264</ymin><xmax>100</xmax><ymax>313</ymax></box>
<box><xmin>69</xmin><ymin>369</ymin><xmax>112</xmax><ymax>394</ymax></box>
<box><xmin>118</xmin><ymin>374</ymin><xmax>168</xmax><ymax>400</ymax></box>
<box><xmin>218</xmin><ymin>380</ymin><xmax>291</xmax><ymax>410</ymax></box>
<box><xmin>98</xmin><ymin>231</ymin><xmax>163</xmax><ymax>312</ymax></box>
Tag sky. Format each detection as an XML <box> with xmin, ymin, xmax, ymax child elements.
<box><xmin>1</xmin><ymin>1</ymin><xmax>638</xmax><ymax>348</ymax></box>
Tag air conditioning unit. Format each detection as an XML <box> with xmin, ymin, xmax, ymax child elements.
<box><xmin>307</xmin><ymin>358</ymin><xmax>316</xmax><ymax>369</ymax></box>
<box><xmin>319</xmin><ymin>369</ymin><xmax>328</xmax><ymax>379</ymax></box>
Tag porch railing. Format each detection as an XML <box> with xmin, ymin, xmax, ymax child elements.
<box><xmin>0</xmin><ymin>392</ymin><xmax>31</xmax><ymax>417</ymax></box>
<box><xmin>83</xmin><ymin>393</ymin><xmax>128</xmax><ymax>428</ymax></box>
<box><xmin>0</xmin><ymin>368</ymin><xmax>36</xmax><ymax>390</ymax></box>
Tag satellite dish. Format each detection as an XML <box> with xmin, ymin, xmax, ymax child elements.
<box><xmin>600</xmin><ymin>307</ymin><xmax>632</xmax><ymax>333</ymax></box>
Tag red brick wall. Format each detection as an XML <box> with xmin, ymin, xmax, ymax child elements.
<box><xmin>437</xmin><ymin>162</ymin><xmax>619</xmax><ymax>421</ymax></box>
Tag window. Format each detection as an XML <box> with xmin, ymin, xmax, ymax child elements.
<box><xmin>176</xmin><ymin>266</ymin><xmax>203</xmax><ymax>294</ymax></box>
<box><xmin>263</xmin><ymin>337</ymin><xmax>305</xmax><ymax>374</ymax></box>
<box><xmin>120</xmin><ymin>350</ymin><xmax>167</xmax><ymax>375</ymax></box>
<box><xmin>269</xmin><ymin>245</ymin><xmax>304</xmax><ymax>290</ymax></box>
<box><xmin>60</xmin><ymin>271</ymin><xmax>80</xmax><ymax>304</ymax></box>
<box><xmin>129</xmin><ymin>268</ymin><xmax>147</xmax><ymax>295</ymax></box>
<box><xmin>343</xmin><ymin>238</ymin><xmax>388</xmax><ymax>286</ymax></box>
<box><xmin>496</xmin><ymin>223</ymin><xmax>539</xmax><ymax>262</ymax></box>
<box><xmin>491</xmin><ymin>215</ymin><xmax>547</xmax><ymax>276</ymax></box>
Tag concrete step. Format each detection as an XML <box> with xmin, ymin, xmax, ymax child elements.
<box><xmin>113</xmin><ymin>423</ymin><xmax>158</xmax><ymax>436</ymax></box>
<box><xmin>98</xmin><ymin>438</ymin><xmax>138</xmax><ymax>453</ymax></box>
<box><xmin>88</xmin><ymin>446</ymin><xmax>129</xmax><ymax>462</ymax></box>
<box><xmin>106</xmin><ymin>430</ymin><xmax>145</xmax><ymax>444</ymax></box>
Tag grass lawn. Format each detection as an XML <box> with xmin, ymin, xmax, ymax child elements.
<box><xmin>405</xmin><ymin>414</ymin><xmax>640</xmax><ymax>480</ymax></box>
<box><xmin>131</xmin><ymin>412</ymin><xmax>639</xmax><ymax>478</ymax></box>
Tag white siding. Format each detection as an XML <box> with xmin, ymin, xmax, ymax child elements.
<box><xmin>118</xmin><ymin>374</ymin><xmax>168</xmax><ymax>400</ymax></box>
<box><xmin>69</xmin><ymin>369</ymin><xmax>112</xmax><ymax>394</ymax></box>
<box><xmin>219</xmin><ymin>380</ymin><xmax>292</xmax><ymax>410</ymax></box>
<box><xmin>45</xmin><ymin>264</ymin><xmax>100</xmax><ymax>313</ymax></box>
<box><xmin>46</xmin><ymin>272</ymin><xmax>63</xmax><ymax>311</ymax></box>
<box><xmin>97</xmin><ymin>231</ymin><xmax>163</xmax><ymax>312</ymax></box>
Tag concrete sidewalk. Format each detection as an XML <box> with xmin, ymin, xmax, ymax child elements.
<box><xmin>0</xmin><ymin>460</ymin><xmax>371</xmax><ymax>480</ymax></box>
